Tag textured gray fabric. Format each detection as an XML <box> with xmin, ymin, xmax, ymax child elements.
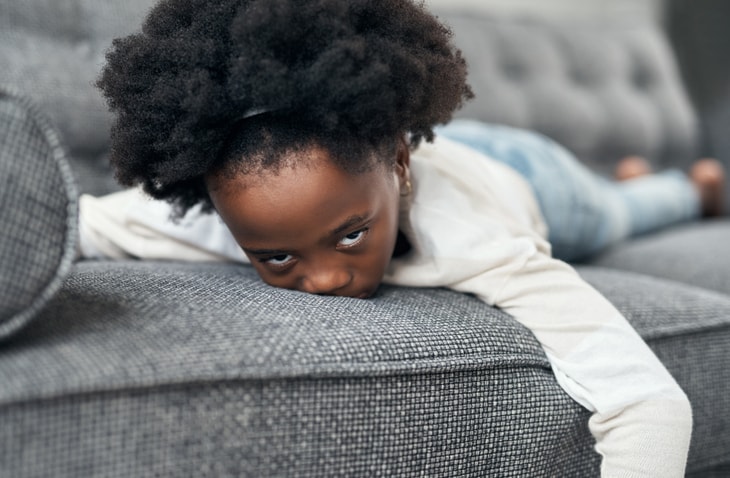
<box><xmin>589</xmin><ymin>220</ymin><xmax>730</xmax><ymax>295</ymax></box>
<box><xmin>687</xmin><ymin>465</ymin><xmax>730</xmax><ymax>478</ymax></box>
<box><xmin>4</xmin><ymin>262</ymin><xmax>550</xmax><ymax>399</ymax></box>
<box><xmin>1</xmin><ymin>374</ymin><xmax>595</xmax><ymax>477</ymax></box>
<box><xmin>1</xmin><ymin>261</ymin><xmax>601</xmax><ymax>477</ymax></box>
<box><xmin>437</xmin><ymin>11</ymin><xmax>699</xmax><ymax>174</ymax></box>
<box><xmin>0</xmin><ymin>86</ymin><xmax>77</xmax><ymax>340</ymax></box>
<box><xmin>2</xmin><ymin>262</ymin><xmax>728</xmax><ymax>475</ymax></box>
<box><xmin>0</xmin><ymin>0</ymin><xmax>156</xmax><ymax>196</ymax></box>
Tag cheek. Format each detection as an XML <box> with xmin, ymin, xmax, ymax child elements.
<box><xmin>365</xmin><ymin>212</ymin><xmax>400</xmax><ymax>276</ymax></box>
<box><xmin>385</xmin><ymin>192</ymin><xmax>402</xmax><ymax>251</ymax></box>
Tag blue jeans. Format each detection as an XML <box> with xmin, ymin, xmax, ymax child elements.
<box><xmin>437</xmin><ymin>120</ymin><xmax>700</xmax><ymax>262</ymax></box>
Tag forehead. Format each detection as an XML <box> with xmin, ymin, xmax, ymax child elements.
<box><xmin>208</xmin><ymin>146</ymin><xmax>392</xmax><ymax>241</ymax></box>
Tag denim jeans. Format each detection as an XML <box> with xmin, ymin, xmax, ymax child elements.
<box><xmin>437</xmin><ymin>120</ymin><xmax>700</xmax><ymax>262</ymax></box>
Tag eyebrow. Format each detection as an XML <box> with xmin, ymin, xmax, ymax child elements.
<box><xmin>243</xmin><ymin>212</ymin><xmax>372</xmax><ymax>256</ymax></box>
<box><xmin>243</xmin><ymin>247</ymin><xmax>289</xmax><ymax>256</ymax></box>
<box><xmin>330</xmin><ymin>213</ymin><xmax>370</xmax><ymax>236</ymax></box>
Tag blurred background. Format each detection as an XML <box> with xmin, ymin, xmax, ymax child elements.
<box><xmin>426</xmin><ymin>0</ymin><xmax>664</xmax><ymax>23</ymax></box>
<box><xmin>425</xmin><ymin>0</ymin><xmax>730</xmax><ymax>171</ymax></box>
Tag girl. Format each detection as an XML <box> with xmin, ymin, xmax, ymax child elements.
<box><xmin>84</xmin><ymin>0</ymin><xmax>724</xmax><ymax>475</ymax></box>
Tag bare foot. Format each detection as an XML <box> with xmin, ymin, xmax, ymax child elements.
<box><xmin>615</xmin><ymin>156</ymin><xmax>652</xmax><ymax>181</ymax></box>
<box><xmin>691</xmin><ymin>158</ymin><xmax>725</xmax><ymax>217</ymax></box>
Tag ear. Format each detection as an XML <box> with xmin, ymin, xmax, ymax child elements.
<box><xmin>395</xmin><ymin>135</ymin><xmax>411</xmax><ymax>188</ymax></box>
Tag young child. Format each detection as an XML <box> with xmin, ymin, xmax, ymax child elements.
<box><xmin>81</xmin><ymin>0</ymin><xmax>725</xmax><ymax>475</ymax></box>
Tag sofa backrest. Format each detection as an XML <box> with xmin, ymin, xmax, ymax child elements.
<box><xmin>438</xmin><ymin>10</ymin><xmax>699</xmax><ymax>174</ymax></box>
<box><xmin>0</xmin><ymin>1</ymin><xmax>700</xmax><ymax>196</ymax></box>
<box><xmin>0</xmin><ymin>0</ymin><xmax>156</xmax><ymax>196</ymax></box>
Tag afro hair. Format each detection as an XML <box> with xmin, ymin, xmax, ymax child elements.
<box><xmin>97</xmin><ymin>0</ymin><xmax>473</xmax><ymax>216</ymax></box>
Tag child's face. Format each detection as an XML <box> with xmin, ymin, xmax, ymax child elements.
<box><xmin>207</xmin><ymin>140</ymin><xmax>410</xmax><ymax>299</ymax></box>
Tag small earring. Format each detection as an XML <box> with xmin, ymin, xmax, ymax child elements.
<box><xmin>400</xmin><ymin>180</ymin><xmax>412</xmax><ymax>197</ymax></box>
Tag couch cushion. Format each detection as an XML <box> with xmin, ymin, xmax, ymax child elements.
<box><xmin>589</xmin><ymin>219</ymin><xmax>730</xmax><ymax>295</ymax></box>
<box><xmin>0</xmin><ymin>86</ymin><xmax>78</xmax><ymax>341</ymax></box>
<box><xmin>435</xmin><ymin>10</ymin><xmax>699</xmax><ymax>175</ymax></box>
<box><xmin>1</xmin><ymin>261</ymin><xmax>600</xmax><ymax>477</ymax></box>
<box><xmin>2</xmin><ymin>261</ymin><xmax>553</xmax><ymax>402</ymax></box>
<box><xmin>2</xmin><ymin>261</ymin><xmax>728</xmax><ymax>475</ymax></box>
<box><xmin>0</xmin><ymin>0</ymin><xmax>156</xmax><ymax>196</ymax></box>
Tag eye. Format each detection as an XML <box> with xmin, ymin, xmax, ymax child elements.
<box><xmin>260</xmin><ymin>254</ymin><xmax>295</xmax><ymax>268</ymax></box>
<box><xmin>338</xmin><ymin>228</ymin><xmax>368</xmax><ymax>248</ymax></box>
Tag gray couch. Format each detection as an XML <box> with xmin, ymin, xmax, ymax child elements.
<box><xmin>1</xmin><ymin>1</ymin><xmax>729</xmax><ymax>476</ymax></box>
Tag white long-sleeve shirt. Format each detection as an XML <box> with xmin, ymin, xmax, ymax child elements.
<box><xmin>79</xmin><ymin>136</ymin><xmax>692</xmax><ymax>477</ymax></box>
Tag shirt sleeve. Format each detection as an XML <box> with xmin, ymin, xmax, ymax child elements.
<box><xmin>451</xmin><ymin>250</ymin><xmax>692</xmax><ymax>477</ymax></box>
<box><xmin>78</xmin><ymin>188</ymin><xmax>248</xmax><ymax>263</ymax></box>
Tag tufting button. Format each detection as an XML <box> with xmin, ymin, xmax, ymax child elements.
<box><xmin>502</xmin><ymin>61</ymin><xmax>527</xmax><ymax>81</ymax></box>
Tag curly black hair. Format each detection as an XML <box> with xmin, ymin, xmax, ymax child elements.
<box><xmin>97</xmin><ymin>0</ymin><xmax>473</xmax><ymax>216</ymax></box>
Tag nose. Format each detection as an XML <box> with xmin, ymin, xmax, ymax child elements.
<box><xmin>299</xmin><ymin>264</ymin><xmax>353</xmax><ymax>295</ymax></box>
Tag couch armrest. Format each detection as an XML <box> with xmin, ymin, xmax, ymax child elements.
<box><xmin>0</xmin><ymin>84</ymin><xmax>78</xmax><ymax>340</ymax></box>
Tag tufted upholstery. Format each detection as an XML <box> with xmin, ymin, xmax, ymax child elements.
<box><xmin>438</xmin><ymin>11</ymin><xmax>699</xmax><ymax>174</ymax></box>
<box><xmin>0</xmin><ymin>0</ymin><xmax>156</xmax><ymax>196</ymax></box>
<box><xmin>0</xmin><ymin>2</ymin><xmax>701</xmax><ymax>193</ymax></box>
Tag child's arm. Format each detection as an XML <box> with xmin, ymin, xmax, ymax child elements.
<box><xmin>78</xmin><ymin>189</ymin><xmax>247</xmax><ymax>263</ymax></box>
<box><xmin>452</xmin><ymin>251</ymin><xmax>692</xmax><ymax>477</ymax></box>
